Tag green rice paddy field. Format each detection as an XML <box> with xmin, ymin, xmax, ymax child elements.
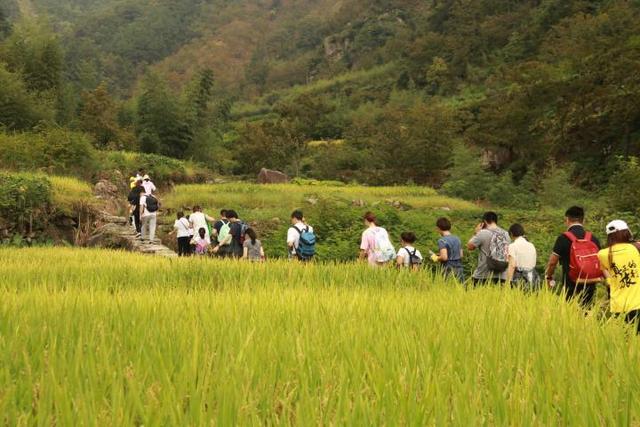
<box><xmin>1</xmin><ymin>248</ymin><xmax>639</xmax><ymax>425</ymax></box>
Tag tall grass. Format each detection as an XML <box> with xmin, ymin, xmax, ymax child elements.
<box><xmin>1</xmin><ymin>248</ymin><xmax>638</xmax><ymax>424</ymax></box>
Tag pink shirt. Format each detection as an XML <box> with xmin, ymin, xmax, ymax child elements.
<box><xmin>361</xmin><ymin>227</ymin><xmax>383</xmax><ymax>266</ymax></box>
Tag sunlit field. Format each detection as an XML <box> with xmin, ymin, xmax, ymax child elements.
<box><xmin>1</xmin><ymin>248</ymin><xmax>638</xmax><ymax>425</ymax></box>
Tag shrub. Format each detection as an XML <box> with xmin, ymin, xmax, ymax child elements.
<box><xmin>0</xmin><ymin>129</ymin><xmax>96</xmax><ymax>178</ymax></box>
<box><xmin>99</xmin><ymin>151</ymin><xmax>212</xmax><ymax>185</ymax></box>
<box><xmin>0</xmin><ymin>172</ymin><xmax>52</xmax><ymax>231</ymax></box>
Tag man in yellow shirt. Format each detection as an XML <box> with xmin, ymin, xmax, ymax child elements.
<box><xmin>597</xmin><ymin>220</ymin><xmax>640</xmax><ymax>334</ymax></box>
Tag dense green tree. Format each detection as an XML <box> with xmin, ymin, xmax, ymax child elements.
<box><xmin>79</xmin><ymin>82</ymin><xmax>133</xmax><ymax>149</ymax></box>
<box><xmin>2</xmin><ymin>19</ymin><xmax>63</xmax><ymax>94</ymax></box>
<box><xmin>136</xmin><ymin>73</ymin><xmax>192</xmax><ymax>159</ymax></box>
<box><xmin>0</xmin><ymin>64</ymin><xmax>54</xmax><ymax>130</ymax></box>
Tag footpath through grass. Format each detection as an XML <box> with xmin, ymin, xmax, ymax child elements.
<box><xmin>1</xmin><ymin>248</ymin><xmax>639</xmax><ymax>424</ymax></box>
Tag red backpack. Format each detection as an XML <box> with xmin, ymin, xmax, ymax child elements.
<box><xmin>564</xmin><ymin>231</ymin><xmax>603</xmax><ymax>283</ymax></box>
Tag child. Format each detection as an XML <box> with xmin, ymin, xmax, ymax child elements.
<box><xmin>243</xmin><ymin>228</ymin><xmax>265</xmax><ymax>262</ymax></box>
<box><xmin>192</xmin><ymin>227</ymin><xmax>210</xmax><ymax>256</ymax></box>
<box><xmin>396</xmin><ymin>232</ymin><xmax>423</xmax><ymax>270</ymax></box>
<box><xmin>431</xmin><ymin>217</ymin><xmax>465</xmax><ymax>282</ymax></box>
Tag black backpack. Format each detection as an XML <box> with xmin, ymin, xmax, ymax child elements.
<box><xmin>404</xmin><ymin>248</ymin><xmax>423</xmax><ymax>269</ymax></box>
<box><xmin>145</xmin><ymin>195</ymin><xmax>159</xmax><ymax>213</ymax></box>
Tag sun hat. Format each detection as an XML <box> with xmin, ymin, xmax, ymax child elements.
<box><xmin>143</xmin><ymin>174</ymin><xmax>150</xmax><ymax>180</ymax></box>
<box><xmin>606</xmin><ymin>220</ymin><xmax>629</xmax><ymax>235</ymax></box>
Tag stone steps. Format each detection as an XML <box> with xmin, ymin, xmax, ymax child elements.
<box><xmin>87</xmin><ymin>214</ymin><xmax>178</xmax><ymax>258</ymax></box>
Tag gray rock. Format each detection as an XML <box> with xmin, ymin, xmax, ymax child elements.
<box><xmin>257</xmin><ymin>168</ymin><xmax>289</xmax><ymax>184</ymax></box>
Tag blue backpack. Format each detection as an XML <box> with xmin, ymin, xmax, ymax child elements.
<box><xmin>294</xmin><ymin>226</ymin><xmax>316</xmax><ymax>260</ymax></box>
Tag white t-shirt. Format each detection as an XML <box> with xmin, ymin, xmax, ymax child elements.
<box><xmin>174</xmin><ymin>218</ymin><xmax>191</xmax><ymax>238</ymax></box>
<box><xmin>508</xmin><ymin>237</ymin><xmax>537</xmax><ymax>270</ymax></box>
<box><xmin>139</xmin><ymin>195</ymin><xmax>157</xmax><ymax>218</ymax></box>
<box><xmin>189</xmin><ymin>212</ymin><xmax>210</xmax><ymax>242</ymax></box>
<box><xmin>142</xmin><ymin>181</ymin><xmax>156</xmax><ymax>195</ymax></box>
<box><xmin>287</xmin><ymin>222</ymin><xmax>314</xmax><ymax>250</ymax></box>
<box><xmin>397</xmin><ymin>246</ymin><xmax>423</xmax><ymax>267</ymax></box>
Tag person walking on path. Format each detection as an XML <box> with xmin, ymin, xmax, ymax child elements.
<box><xmin>212</xmin><ymin>210</ymin><xmax>229</xmax><ymax>245</ymax></box>
<box><xmin>431</xmin><ymin>217</ymin><xmax>465</xmax><ymax>282</ymax></box>
<box><xmin>506</xmin><ymin>224</ymin><xmax>540</xmax><ymax>291</ymax></box>
<box><xmin>598</xmin><ymin>220</ymin><xmax>640</xmax><ymax>334</ymax></box>
<box><xmin>545</xmin><ymin>206</ymin><xmax>602</xmax><ymax>308</ymax></box>
<box><xmin>467</xmin><ymin>212</ymin><xmax>511</xmax><ymax>285</ymax></box>
<box><xmin>287</xmin><ymin>210</ymin><xmax>316</xmax><ymax>261</ymax></box>
<box><xmin>359</xmin><ymin>212</ymin><xmax>396</xmax><ymax>267</ymax></box>
<box><xmin>189</xmin><ymin>206</ymin><xmax>215</xmax><ymax>244</ymax></box>
<box><xmin>140</xmin><ymin>191</ymin><xmax>159</xmax><ymax>242</ymax></box>
<box><xmin>243</xmin><ymin>228</ymin><xmax>265</xmax><ymax>262</ymax></box>
<box><xmin>174</xmin><ymin>211</ymin><xmax>192</xmax><ymax>256</ymax></box>
<box><xmin>227</xmin><ymin>210</ymin><xmax>246</xmax><ymax>258</ymax></box>
<box><xmin>142</xmin><ymin>174</ymin><xmax>156</xmax><ymax>195</ymax></box>
<box><xmin>396</xmin><ymin>232</ymin><xmax>423</xmax><ymax>270</ymax></box>
<box><xmin>127</xmin><ymin>179</ymin><xmax>145</xmax><ymax>236</ymax></box>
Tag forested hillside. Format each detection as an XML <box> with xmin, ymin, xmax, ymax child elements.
<box><xmin>1</xmin><ymin>0</ymin><xmax>639</xmax><ymax>206</ymax></box>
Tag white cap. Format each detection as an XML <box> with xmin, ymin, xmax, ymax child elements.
<box><xmin>606</xmin><ymin>220</ymin><xmax>629</xmax><ymax>235</ymax></box>
<box><xmin>143</xmin><ymin>174</ymin><xmax>150</xmax><ymax>180</ymax></box>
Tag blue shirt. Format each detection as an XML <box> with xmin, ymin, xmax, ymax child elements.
<box><xmin>438</xmin><ymin>235</ymin><xmax>463</xmax><ymax>268</ymax></box>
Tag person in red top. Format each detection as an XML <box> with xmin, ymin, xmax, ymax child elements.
<box><xmin>545</xmin><ymin>206</ymin><xmax>601</xmax><ymax>308</ymax></box>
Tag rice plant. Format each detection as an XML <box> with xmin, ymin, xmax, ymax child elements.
<box><xmin>1</xmin><ymin>248</ymin><xmax>638</xmax><ymax>425</ymax></box>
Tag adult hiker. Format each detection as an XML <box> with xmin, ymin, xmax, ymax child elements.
<box><xmin>139</xmin><ymin>191</ymin><xmax>159</xmax><ymax>242</ymax></box>
<box><xmin>227</xmin><ymin>210</ymin><xmax>246</xmax><ymax>258</ymax></box>
<box><xmin>212</xmin><ymin>210</ymin><xmax>229</xmax><ymax>244</ymax></box>
<box><xmin>287</xmin><ymin>210</ymin><xmax>316</xmax><ymax>261</ymax></box>
<box><xmin>173</xmin><ymin>211</ymin><xmax>192</xmax><ymax>257</ymax></box>
<box><xmin>359</xmin><ymin>212</ymin><xmax>395</xmax><ymax>267</ymax></box>
<box><xmin>467</xmin><ymin>212</ymin><xmax>511</xmax><ymax>285</ymax></box>
<box><xmin>431</xmin><ymin>217</ymin><xmax>465</xmax><ymax>282</ymax></box>
<box><xmin>545</xmin><ymin>206</ymin><xmax>602</xmax><ymax>308</ymax></box>
<box><xmin>213</xmin><ymin>210</ymin><xmax>244</xmax><ymax>258</ymax></box>
<box><xmin>142</xmin><ymin>174</ymin><xmax>156</xmax><ymax>195</ymax></box>
<box><xmin>506</xmin><ymin>224</ymin><xmax>540</xmax><ymax>291</ymax></box>
<box><xmin>127</xmin><ymin>179</ymin><xmax>145</xmax><ymax>236</ymax></box>
<box><xmin>598</xmin><ymin>220</ymin><xmax>640</xmax><ymax>334</ymax></box>
<box><xmin>243</xmin><ymin>228</ymin><xmax>265</xmax><ymax>262</ymax></box>
<box><xmin>189</xmin><ymin>206</ymin><xmax>215</xmax><ymax>244</ymax></box>
<box><xmin>396</xmin><ymin>232</ymin><xmax>423</xmax><ymax>270</ymax></box>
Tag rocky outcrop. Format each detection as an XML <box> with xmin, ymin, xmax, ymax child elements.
<box><xmin>87</xmin><ymin>213</ymin><xmax>177</xmax><ymax>258</ymax></box>
<box><xmin>324</xmin><ymin>35</ymin><xmax>351</xmax><ymax>62</ymax></box>
<box><xmin>257</xmin><ymin>168</ymin><xmax>289</xmax><ymax>184</ymax></box>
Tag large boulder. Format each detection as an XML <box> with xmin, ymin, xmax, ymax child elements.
<box><xmin>257</xmin><ymin>168</ymin><xmax>289</xmax><ymax>184</ymax></box>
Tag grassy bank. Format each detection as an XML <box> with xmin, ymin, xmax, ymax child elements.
<box><xmin>0</xmin><ymin>248</ymin><xmax>638</xmax><ymax>424</ymax></box>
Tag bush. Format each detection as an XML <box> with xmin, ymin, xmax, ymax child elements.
<box><xmin>0</xmin><ymin>172</ymin><xmax>52</xmax><ymax>231</ymax></box>
<box><xmin>0</xmin><ymin>129</ymin><xmax>96</xmax><ymax>178</ymax></box>
<box><xmin>99</xmin><ymin>151</ymin><xmax>212</xmax><ymax>185</ymax></box>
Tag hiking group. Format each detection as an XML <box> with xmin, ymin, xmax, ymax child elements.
<box><xmin>357</xmin><ymin>206</ymin><xmax>640</xmax><ymax>334</ymax></box>
<box><xmin>126</xmin><ymin>176</ymin><xmax>640</xmax><ymax>333</ymax></box>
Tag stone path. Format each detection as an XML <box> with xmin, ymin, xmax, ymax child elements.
<box><xmin>87</xmin><ymin>213</ymin><xmax>177</xmax><ymax>258</ymax></box>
